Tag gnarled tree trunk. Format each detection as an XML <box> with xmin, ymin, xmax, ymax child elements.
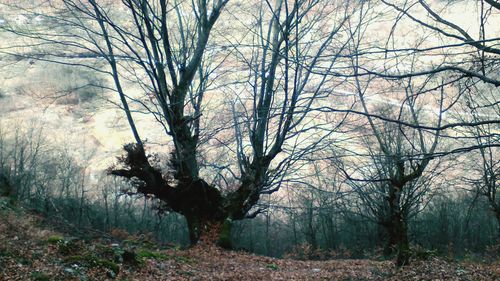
<box><xmin>382</xmin><ymin>185</ymin><xmax>410</xmax><ymax>267</ymax></box>
<box><xmin>110</xmin><ymin>144</ymin><xmax>255</xmax><ymax>249</ymax></box>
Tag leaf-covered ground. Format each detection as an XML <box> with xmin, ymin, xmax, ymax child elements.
<box><xmin>1</xmin><ymin>200</ymin><xmax>499</xmax><ymax>281</ymax></box>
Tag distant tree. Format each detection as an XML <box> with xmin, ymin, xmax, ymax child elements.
<box><xmin>460</xmin><ymin>83</ymin><xmax>500</xmax><ymax>238</ymax></box>
<box><xmin>381</xmin><ymin>0</ymin><xmax>499</xmax><ymax>261</ymax></box>
<box><xmin>322</xmin><ymin>1</ymin><xmax>442</xmax><ymax>265</ymax></box>
<box><xmin>338</xmin><ymin>94</ymin><xmax>445</xmax><ymax>266</ymax></box>
<box><xmin>0</xmin><ymin>173</ymin><xmax>11</xmax><ymax>197</ymax></box>
<box><xmin>319</xmin><ymin>0</ymin><xmax>499</xmax><ymax>265</ymax></box>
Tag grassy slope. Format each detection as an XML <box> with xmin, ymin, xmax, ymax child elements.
<box><xmin>1</xmin><ymin>197</ymin><xmax>499</xmax><ymax>281</ymax></box>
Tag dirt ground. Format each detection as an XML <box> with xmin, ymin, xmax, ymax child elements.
<box><xmin>1</xmin><ymin>201</ymin><xmax>499</xmax><ymax>281</ymax></box>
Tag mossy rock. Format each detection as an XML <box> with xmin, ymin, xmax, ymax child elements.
<box><xmin>66</xmin><ymin>255</ymin><xmax>95</xmax><ymax>265</ymax></box>
<box><xmin>122</xmin><ymin>249</ymin><xmax>176</xmax><ymax>266</ymax></box>
<box><xmin>122</xmin><ymin>238</ymin><xmax>156</xmax><ymax>249</ymax></box>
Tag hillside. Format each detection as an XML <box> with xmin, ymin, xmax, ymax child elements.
<box><xmin>1</xmin><ymin>196</ymin><xmax>499</xmax><ymax>281</ymax></box>
<box><xmin>1</xmin><ymin>0</ymin><xmax>499</xmax><ymax>279</ymax></box>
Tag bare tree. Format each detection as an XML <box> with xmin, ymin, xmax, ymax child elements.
<box><xmin>375</xmin><ymin>0</ymin><xmax>500</xmax><ymax>87</ymax></box>
<box><xmin>459</xmin><ymin>82</ymin><xmax>500</xmax><ymax>238</ymax></box>
<box><xmin>313</xmin><ymin>0</ymin><xmax>499</xmax><ymax>265</ymax></box>
<box><xmin>1</xmin><ymin>0</ymin><xmax>359</xmax><ymax>247</ymax></box>
<box><xmin>340</xmin><ymin>108</ymin><xmax>446</xmax><ymax>266</ymax></box>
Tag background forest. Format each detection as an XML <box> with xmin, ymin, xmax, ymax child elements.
<box><xmin>0</xmin><ymin>0</ymin><xmax>498</xmax><ymax>278</ymax></box>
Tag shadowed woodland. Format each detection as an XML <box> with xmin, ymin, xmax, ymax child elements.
<box><xmin>0</xmin><ymin>0</ymin><xmax>499</xmax><ymax>279</ymax></box>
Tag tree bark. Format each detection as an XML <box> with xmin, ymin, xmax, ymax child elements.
<box><xmin>0</xmin><ymin>174</ymin><xmax>12</xmax><ymax>197</ymax></box>
<box><xmin>394</xmin><ymin>213</ymin><xmax>410</xmax><ymax>267</ymax></box>
<box><xmin>383</xmin><ymin>220</ymin><xmax>396</xmax><ymax>256</ymax></box>
<box><xmin>382</xmin><ymin>185</ymin><xmax>410</xmax><ymax>266</ymax></box>
<box><xmin>185</xmin><ymin>216</ymin><xmax>232</xmax><ymax>249</ymax></box>
<box><xmin>110</xmin><ymin>142</ymin><xmax>275</xmax><ymax>250</ymax></box>
<box><xmin>496</xmin><ymin>211</ymin><xmax>500</xmax><ymax>240</ymax></box>
<box><xmin>110</xmin><ymin>144</ymin><xmax>237</xmax><ymax>248</ymax></box>
<box><xmin>185</xmin><ymin>214</ymin><xmax>202</xmax><ymax>245</ymax></box>
<box><xmin>217</xmin><ymin>219</ymin><xmax>233</xmax><ymax>249</ymax></box>
<box><xmin>382</xmin><ymin>212</ymin><xmax>410</xmax><ymax>266</ymax></box>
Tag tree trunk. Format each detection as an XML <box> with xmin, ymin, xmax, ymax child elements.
<box><xmin>496</xmin><ymin>211</ymin><xmax>500</xmax><ymax>240</ymax></box>
<box><xmin>186</xmin><ymin>214</ymin><xmax>203</xmax><ymax>245</ymax></box>
<box><xmin>383</xmin><ymin>221</ymin><xmax>396</xmax><ymax>256</ymax></box>
<box><xmin>185</xmin><ymin>216</ymin><xmax>232</xmax><ymax>249</ymax></box>
<box><xmin>0</xmin><ymin>174</ymin><xmax>11</xmax><ymax>197</ymax></box>
<box><xmin>383</xmin><ymin>212</ymin><xmax>410</xmax><ymax>266</ymax></box>
<box><xmin>218</xmin><ymin>219</ymin><xmax>233</xmax><ymax>249</ymax></box>
<box><xmin>394</xmin><ymin>213</ymin><xmax>410</xmax><ymax>267</ymax></box>
<box><xmin>383</xmin><ymin>185</ymin><xmax>410</xmax><ymax>266</ymax></box>
<box><xmin>377</xmin><ymin>223</ymin><xmax>387</xmax><ymax>250</ymax></box>
<box><xmin>110</xmin><ymin>144</ymin><xmax>256</xmax><ymax>250</ymax></box>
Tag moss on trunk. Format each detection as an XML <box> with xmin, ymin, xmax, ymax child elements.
<box><xmin>217</xmin><ymin>218</ymin><xmax>233</xmax><ymax>249</ymax></box>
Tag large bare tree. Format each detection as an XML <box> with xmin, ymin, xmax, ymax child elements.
<box><xmin>1</xmin><ymin>0</ymin><xmax>359</xmax><ymax>247</ymax></box>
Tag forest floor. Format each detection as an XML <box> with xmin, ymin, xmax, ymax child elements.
<box><xmin>1</xmin><ymin>198</ymin><xmax>499</xmax><ymax>281</ymax></box>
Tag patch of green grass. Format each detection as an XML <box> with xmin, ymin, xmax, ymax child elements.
<box><xmin>0</xmin><ymin>249</ymin><xmax>15</xmax><ymax>258</ymax></box>
<box><xmin>137</xmin><ymin>249</ymin><xmax>167</xmax><ymax>260</ymax></box>
<box><xmin>31</xmin><ymin>250</ymin><xmax>44</xmax><ymax>260</ymax></box>
<box><xmin>66</xmin><ymin>254</ymin><xmax>120</xmax><ymax>274</ymax></box>
<box><xmin>180</xmin><ymin>270</ymin><xmax>194</xmax><ymax>276</ymax></box>
<box><xmin>99</xmin><ymin>259</ymin><xmax>120</xmax><ymax>274</ymax></box>
<box><xmin>17</xmin><ymin>256</ymin><xmax>32</xmax><ymax>266</ymax></box>
<box><xmin>46</xmin><ymin>235</ymin><xmax>64</xmax><ymax>244</ymax></box>
<box><xmin>123</xmin><ymin>239</ymin><xmax>156</xmax><ymax>249</ymax></box>
<box><xmin>97</xmin><ymin>244</ymin><xmax>124</xmax><ymax>263</ymax></box>
<box><xmin>46</xmin><ymin>235</ymin><xmax>82</xmax><ymax>256</ymax></box>
<box><xmin>30</xmin><ymin>272</ymin><xmax>51</xmax><ymax>281</ymax></box>
<box><xmin>57</xmin><ymin>239</ymin><xmax>82</xmax><ymax>256</ymax></box>
<box><xmin>0</xmin><ymin>197</ymin><xmax>9</xmax><ymax>210</ymax></box>
<box><xmin>412</xmin><ymin>248</ymin><xmax>438</xmax><ymax>261</ymax></box>
<box><xmin>266</xmin><ymin>263</ymin><xmax>279</xmax><ymax>270</ymax></box>
<box><xmin>130</xmin><ymin>249</ymin><xmax>194</xmax><ymax>265</ymax></box>
<box><xmin>173</xmin><ymin>255</ymin><xmax>195</xmax><ymax>264</ymax></box>
<box><xmin>0</xmin><ymin>196</ymin><xmax>16</xmax><ymax>211</ymax></box>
